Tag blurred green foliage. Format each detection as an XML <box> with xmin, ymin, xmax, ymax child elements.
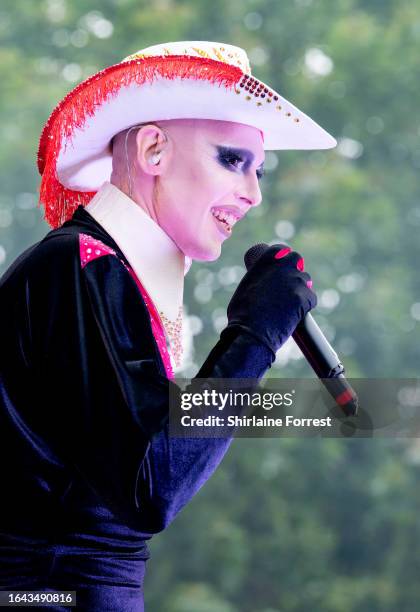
<box><xmin>1</xmin><ymin>0</ymin><xmax>420</xmax><ymax>610</ymax></box>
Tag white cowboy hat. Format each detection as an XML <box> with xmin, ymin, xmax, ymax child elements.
<box><xmin>37</xmin><ymin>40</ymin><xmax>337</xmax><ymax>228</ymax></box>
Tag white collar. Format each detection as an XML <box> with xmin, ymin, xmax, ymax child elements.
<box><xmin>85</xmin><ymin>181</ymin><xmax>191</xmax><ymax>322</ymax></box>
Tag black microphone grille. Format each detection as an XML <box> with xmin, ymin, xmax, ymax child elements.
<box><xmin>244</xmin><ymin>243</ymin><xmax>269</xmax><ymax>270</ymax></box>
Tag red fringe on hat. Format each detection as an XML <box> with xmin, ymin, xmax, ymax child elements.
<box><xmin>37</xmin><ymin>56</ymin><xmax>243</xmax><ymax>229</ymax></box>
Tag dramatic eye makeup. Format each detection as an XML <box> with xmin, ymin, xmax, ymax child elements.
<box><xmin>215</xmin><ymin>145</ymin><xmax>265</xmax><ymax>180</ymax></box>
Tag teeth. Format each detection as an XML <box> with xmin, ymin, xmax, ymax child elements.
<box><xmin>211</xmin><ymin>209</ymin><xmax>238</xmax><ymax>227</ymax></box>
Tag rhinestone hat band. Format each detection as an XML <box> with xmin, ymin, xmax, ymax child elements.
<box><xmin>122</xmin><ymin>42</ymin><xmax>252</xmax><ymax>75</ymax></box>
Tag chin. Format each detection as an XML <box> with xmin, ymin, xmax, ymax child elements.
<box><xmin>185</xmin><ymin>240</ymin><xmax>222</xmax><ymax>262</ymax></box>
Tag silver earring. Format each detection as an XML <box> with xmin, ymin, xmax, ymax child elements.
<box><xmin>149</xmin><ymin>153</ymin><xmax>162</xmax><ymax>165</ymax></box>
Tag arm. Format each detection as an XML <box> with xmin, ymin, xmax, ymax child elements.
<box><xmin>134</xmin><ymin>328</ymin><xmax>275</xmax><ymax>533</ymax></box>
<box><xmin>134</xmin><ymin>246</ymin><xmax>316</xmax><ymax>534</ymax></box>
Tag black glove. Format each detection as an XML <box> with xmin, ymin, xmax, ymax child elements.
<box><xmin>222</xmin><ymin>244</ymin><xmax>317</xmax><ymax>358</ymax></box>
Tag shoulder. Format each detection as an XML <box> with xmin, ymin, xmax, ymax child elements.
<box><xmin>1</xmin><ymin>227</ymin><xmax>123</xmax><ymax>289</ymax></box>
<box><xmin>0</xmin><ymin>228</ymin><xmax>78</xmax><ymax>291</ymax></box>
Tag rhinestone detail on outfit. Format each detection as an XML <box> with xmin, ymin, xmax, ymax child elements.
<box><xmin>158</xmin><ymin>306</ymin><xmax>183</xmax><ymax>369</ymax></box>
<box><xmin>79</xmin><ymin>234</ymin><xmax>116</xmax><ymax>267</ymax></box>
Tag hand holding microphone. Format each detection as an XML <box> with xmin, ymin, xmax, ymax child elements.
<box><xmin>223</xmin><ymin>243</ymin><xmax>358</xmax><ymax>416</ymax></box>
<box><xmin>224</xmin><ymin>243</ymin><xmax>316</xmax><ymax>355</ymax></box>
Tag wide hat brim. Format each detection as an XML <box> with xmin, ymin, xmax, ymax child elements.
<box><xmin>38</xmin><ymin>55</ymin><xmax>336</xmax><ymax>228</ymax></box>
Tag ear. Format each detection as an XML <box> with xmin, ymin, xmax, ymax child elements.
<box><xmin>134</xmin><ymin>124</ymin><xmax>171</xmax><ymax>176</ymax></box>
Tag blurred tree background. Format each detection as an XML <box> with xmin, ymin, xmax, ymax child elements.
<box><xmin>1</xmin><ymin>0</ymin><xmax>420</xmax><ymax>610</ymax></box>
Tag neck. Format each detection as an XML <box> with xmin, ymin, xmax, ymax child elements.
<box><xmin>110</xmin><ymin>175</ymin><xmax>160</xmax><ymax>225</ymax></box>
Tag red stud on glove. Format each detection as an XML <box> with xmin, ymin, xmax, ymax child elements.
<box><xmin>274</xmin><ymin>247</ymin><xmax>292</xmax><ymax>259</ymax></box>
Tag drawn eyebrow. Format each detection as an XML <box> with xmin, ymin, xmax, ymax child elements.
<box><xmin>215</xmin><ymin>145</ymin><xmax>265</xmax><ymax>169</ymax></box>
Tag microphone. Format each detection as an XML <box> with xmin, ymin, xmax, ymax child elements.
<box><xmin>244</xmin><ymin>243</ymin><xmax>358</xmax><ymax>416</ymax></box>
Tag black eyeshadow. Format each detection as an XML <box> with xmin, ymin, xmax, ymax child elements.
<box><xmin>215</xmin><ymin>145</ymin><xmax>265</xmax><ymax>179</ymax></box>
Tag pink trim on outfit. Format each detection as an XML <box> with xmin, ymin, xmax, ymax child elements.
<box><xmin>125</xmin><ymin>266</ymin><xmax>174</xmax><ymax>380</ymax></box>
<box><xmin>79</xmin><ymin>233</ymin><xmax>117</xmax><ymax>267</ymax></box>
<box><xmin>79</xmin><ymin>233</ymin><xmax>174</xmax><ymax>380</ymax></box>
